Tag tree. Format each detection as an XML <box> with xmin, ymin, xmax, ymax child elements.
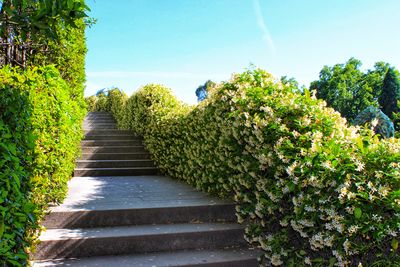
<box><xmin>310</xmin><ymin>58</ymin><xmax>376</xmax><ymax>121</ymax></box>
<box><xmin>0</xmin><ymin>0</ymin><xmax>90</xmax><ymax>67</ymax></box>
<box><xmin>379</xmin><ymin>68</ymin><xmax>400</xmax><ymax>128</ymax></box>
<box><xmin>195</xmin><ymin>80</ymin><xmax>216</xmax><ymax>102</ymax></box>
<box><xmin>310</xmin><ymin>58</ymin><xmax>400</xmax><ymax>122</ymax></box>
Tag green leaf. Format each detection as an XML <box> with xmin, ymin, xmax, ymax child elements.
<box><xmin>391</xmin><ymin>239</ymin><xmax>398</xmax><ymax>251</ymax></box>
<box><xmin>354</xmin><ymin>207</ymin><xmax>362</xmax><ymax>219</ymax></box>
<box><xmin>328</xmin><ymin>257</ymin><xmax>336</xmax><ymax>267</ymax></box>
<box><xmin>0</xmin><ymin>219</ymin><xmax>4</xmax><ymax>238</ymax></box>
<box><xmin>288</xmin><ymin>181</ymin><xmax>296</xmax><ymax>192</ymax></box>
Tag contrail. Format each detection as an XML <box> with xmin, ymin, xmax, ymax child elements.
<box><xmin>253</xmin><ymin>0</ymin><xmax>276</xmax><ymax>54</ymax></box>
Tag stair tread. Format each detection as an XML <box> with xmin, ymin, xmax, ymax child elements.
<box><xmin>50</xmin><ymin>202</ymin><xmax>234</xmax><ymax>212</ymax></box>
<box><xmin>75</xmin><ymin>167</ymin><xmax>157</xmax><ymax>170</ymax></box>
<box><xmin>82</xmin><ymin>145</ymin><xmax>145</xmax><ymax>148</ymax></box>
<box><xmin>77</xmin><ymin>159</ymin><xmax>153</xmax><ymax>162</ymax></box>
<box><xmin>82</xmin><ymin>151</ymin><xmax>149</xmax><ymax>155</ymax></box>
<box><xmin>49</xmin><ymin>176</ymin><xmax>232</xmax><ymax>212</ymax></box>
<box><xmin>32</xmin><ymin>248</ymin><xmax>260</xmax><ymax>267</ymax></box>
<box><xmin>39</xmin><ymin>223</ymin><xmax>243</xmax><ymax>241</ymax></box>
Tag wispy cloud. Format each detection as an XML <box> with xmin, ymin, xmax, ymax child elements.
<box><xmin>87</xmin><ymin>71</ymin><xmax>226</xmax><ymax>79</ymax></box>
<box><xmin>253</xmin><ymin>0</ymin><xmax>276</xmax><ymax>54</ymax></box>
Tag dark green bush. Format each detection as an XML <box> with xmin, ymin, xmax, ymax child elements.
<box><xmin>108</xmin><ymin>69</ymin><xmax>399</xmax><ymax>266</ymax></box>
<box><xmin>0</xmin><ymin>66</ymin><xmax>85</xmax><ymax>266</ymax></box>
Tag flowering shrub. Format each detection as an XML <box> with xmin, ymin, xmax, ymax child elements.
<box><xmin>108</xmin><ymin>69</ymin><xmax>400</xmax><ymax>266</ymax></box>
<box><xmin>118</xmin><ymin>84</ymin><xmax>190</xmax><ymax>135</ymax></box>
<box><xmin>0</xmin><ymin>66</ymin><xmax>85</xmax><ymax>266</ymax></box>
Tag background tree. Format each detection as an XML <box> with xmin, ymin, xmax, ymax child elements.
<box><xmin>310</xmin><ymin>58</ymin><xmax>400</xmax><ymax>122</ymax></box>
<box><xmin>195</xmin><ymin>80</ymin><xmax>215</xmax><ymax>102</ymax></box>
<box><xmin>379</xmin><ymin>67</ymin><xmax>400</xmax><ymax>129</ymax></box>
<box><xmin>310</xmin><ymin>58</ymin><xmax>375</xmax><ymax>121</ymax></box>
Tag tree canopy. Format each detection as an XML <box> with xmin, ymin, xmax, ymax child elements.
<box><xmin>310</xmin><ymin>58</ymin><xmax>399</xmax><ymax>122</ymax></box>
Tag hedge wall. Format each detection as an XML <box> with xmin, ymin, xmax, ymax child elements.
<box><xmin>102</xmin><ymin>69</ymin><xmax>399</xmax><ymax>266</ymax></box>
<box><xmin>0</xmin><ymin>66</ymin><xmax>85</xmax><ymax>266</ymax></box>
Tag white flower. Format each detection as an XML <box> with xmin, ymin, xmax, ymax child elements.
<box><xmin>270</xmin><ymin>254</ymin><xmax>283</xmax><ymax>266</ymax></box>
<box><xmin>304</xmin><ymin>257</ymin><xmax>312</xmax><ymax>265</ymax></box>
<box><xmin>321</xmin><ymin>160</ymin><xmax>335</xmax><ymax>171</ymax></box>
<box><xmin>371</xmin><ymin>118</ymin><xmax>379</xmax><ymax>128</ymax></box>
<box><xmin>355</xmin><ymin>160</ymin><xmax>365</xmax><ymax>172</ymax></box>
<box><xmin>348</xmin><ymin>225</ymin><xmax>360</xmax><ymax>236</ymax></box>
<box><xmin>343</xmin><ymin>239</ymin><xmax>351</xmax><ymax>254</ymax></box>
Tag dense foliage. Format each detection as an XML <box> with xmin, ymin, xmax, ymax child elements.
<box><xmin>310</xmin><ymin>58</ymin><xmax>399</xmax><ymax>122</ymax></box>
<box><xmin>0</xmin><ymin>2</ymin><xmax>88</xmax><ymax>264</ymax></box>
<box><xmin>0</xmin><ymin>66</ymin><xmax>85</xmax><ymax>266</ymax></box>
<box><xmin>103</xmin><ymin>69</ymin><xmax>399</xmax><ymax>266</ymax></box>
<box><xmin>0</xmin><ymin>0</ymin><xmax>90</xmax><ymax>67</ymax></box>
<box><xmin>354</xmin><ymin>107</ymin><xmax>395</xmax><ymax>138</ymax></box>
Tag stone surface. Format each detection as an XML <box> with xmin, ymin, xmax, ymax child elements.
<box><xmin>33</xmin><ymin>248</ymin><xmax>260</xmax><ymax>267</ymax></box>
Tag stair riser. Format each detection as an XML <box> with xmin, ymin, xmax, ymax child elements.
<box><xmin>84</xmin><ymin>135</ymin><xmax>141</xmax><ymax>141</ymax></box>
<box><xmin>178</xmin><ymin>259</ymin><xmax>259</xmax><ymax>267</ymax></box>
<box><xmin>81</xmin><ymin>140</ymin><xmax>143</xmax><ymax>146</ymax></box>
<box><xmin>76</xmin><ymin>161</ymin><xmax>155</xmax><ymax>168</ymax></box>
<box><xmin>84</xmin><ymin>119</ymin><xmax>115</xmax><ymax>122</ymax></box>
<box><xmin>85</xmin><ymin>130</ymin><xmax>133</xmax><ymax>135</ymax></box>
<box><xmin>82</xmin><ymin>147</ymin><xmax>146</xmax><ymax>153</ymax></box>
<box><xmin>43</xmin><ymin>204</ymin><xmax>237</xmax><ymax>229</ymax></box>
<box><xmin>74</xmin><ymin>168</ymin><xmax>158</xmax><ymax>176</ymax></box>
<box><xmin>80</xmin><ymin>153</ymin><xmax>151</xmax><ymax>160</ymax></box>
<box><xmin>83</xmin><ymin>123</ymin><xmax>116</xmax><ymax>126</ymax></box>
<box><xmin>84</xmin><ymin>120</ymin><xmax>115</xmax><ymax>123</ymax></box>
<box><xmin>84</xmin><ymin>127</ymin><xmax>117</xmax><ymax>130</ymax></box>
<box><xmin>83</xmin><ymin>124</ymin><xmax>117</xmax><ymax>131</ymax></box>
<box><xmin>85</xmin><ymin>116</ymin><xmax>114</xmax><ymax>119</ymax></box>
<box><xmin>34</xmin><ymin>229</ymin><xmax>245</xmax><ymax>260</ymax></box>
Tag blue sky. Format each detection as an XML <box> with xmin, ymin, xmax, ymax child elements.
<box><xmin>85</xmin><ymin>0</ymin><xmax>400</xmax><ymax>104</ymax></box>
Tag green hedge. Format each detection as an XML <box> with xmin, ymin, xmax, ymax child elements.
<box><xmin>105</xmin><ymin>69</ymin><xmax>399</xmax><ymax>266</ymax></box>
<box><xmin>0</xmin><ymin>66</ymin><xmax>85</xmax><ymax>266</ymax></box>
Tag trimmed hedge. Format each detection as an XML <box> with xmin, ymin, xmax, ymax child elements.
<box><xmin>0</xmin><ymin>66</ymin><xmax>85</xmax><ymax>266</ymax></box>
<box><xmin>104</xmin><ymin>69</ymin><xmax>399</xmax><ymax>266</ymax></box>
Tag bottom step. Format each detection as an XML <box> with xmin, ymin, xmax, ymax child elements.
<box><xmin>32</xmin><ymin>248</ymin><xmax>260</xmax><ymax>267</ymax></box>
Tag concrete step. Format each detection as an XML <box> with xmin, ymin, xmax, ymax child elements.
<box><xmin>83</xmin><ymin>122</ymin><xmax>116</xmax><ymax>126</ymax></box>
<box><xmin>83</xmin><ymin>124</ymin><xmax>117</xmax><ymax>128</ymax></box>
<box><xmin>81</xmin><ymin>146</ymin><xmax>147</xmax><ymax>153</ymax></box>
<box><xmin>84</xmin><ymin>117</ymin><xmax>114</xmax><ymax>121</ymax></box>
<box><xmin>86</xmin><ymin>112</ymin><xmax>113</xmax><ymax>117</ymax></box>
<box><xmin>84</xmin><ymin>126</ymin><xmax>117</xmax><ymax>130</ymax></box>
<box><xmin>74</xmin><ymin>167</ymin><xmax>158</xmax><ymax>176</ymax></box>
<box><xmin>84</xmin><ymin>134</ymin><xmax>140</xmax><ymax>140</ymax></box>
<box><xmin>34</xmin><ymin>223</ymin><xmax>246</xmax><ymax>260</ymax></box>
<box><xmin>76</xmin><ymin>159</ymin><xmax>154</xmax><ymax>168</ymax></box>
<box><xmin>43</xmin><ymin>203</ymin><xmax>236</xmax><ymax>229</ymax></box>
<box><xmin>84</xmin><ymin>118</ymin><xmax>115</xmax><ymax>122</ymax></box>
<box><xmin>80</xmin><ymin>153</ymin><xmax>151</xmax><ymax>160</ymax></box>
<box><xmin>32</xmin><ymin>248</ymin><xmax>260</xmax><ymax>267</ymax></box>
<box><xmin>81</xmin><ymin>140</ymin><xmax>143</xmax><ymax>146</ymax></box>
<box><xmin>84</xmin><ymin>129</ymin><xmax>133</xmax><ymax>135</ymax></box>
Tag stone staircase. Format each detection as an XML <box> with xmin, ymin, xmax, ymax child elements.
<box><xmin>32</xmin><ymin>112</ymin><xmax>260</xmax><ymax>267</ymax></box>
